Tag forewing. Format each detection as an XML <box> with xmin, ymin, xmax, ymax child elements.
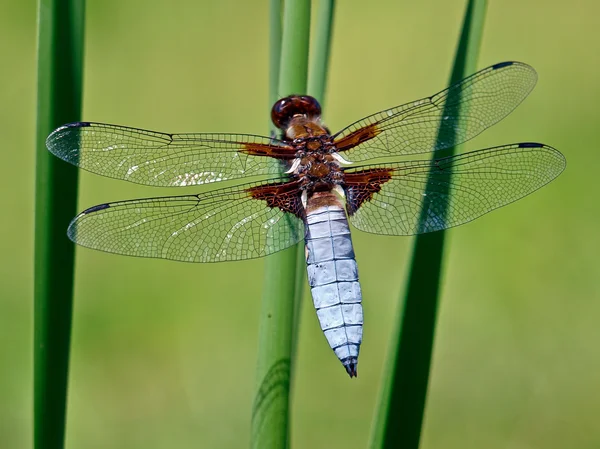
<box><xmin>68</xmin><ymin>180</ymin><xmax>304</xmax><ymax>262</ymax></box>
<box><xmin>343</xmin><ymin>143</ymin><xmax>565</xmax><ymax>235</ymax></box>
<box><xmin>334</xmin><ymin>62</ymin><xmax>537</xmax><ymax>161</ymax></box>
<box><xmin>47</xmin><ymin>122</ymin><xmax>296</xmax><ymax>186</ymax></box>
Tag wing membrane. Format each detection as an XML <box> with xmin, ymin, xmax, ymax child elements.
<box><xmin>68</xmin><ymin>180</ymin><xmax>304</xmax><ymax>262</ymax></box>
<box><xmin>343</xmin><ymin>143</ymin><xmax>565</xmax><ymax>235</ymax></box>
<box><xmin>334</xmin><ymin>62</ymin><xmax>538</xmax><ymax>161</ymax></box>
<box><xmin>47</xmin><ymin>122</ymin><xmax>294</xmax><ymax>186</ymax></box>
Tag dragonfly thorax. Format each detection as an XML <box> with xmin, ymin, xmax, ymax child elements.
<box><xmin>292</xmin><ymin>135</ymin><xmax>335</xmax><ymax>157</ymax></box>
<box><xmin>293</xmin><ymin>152</ymin><xmax>344</xmax><ymax>193</ymax></box>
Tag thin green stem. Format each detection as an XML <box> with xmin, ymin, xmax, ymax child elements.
<box><xmin>369</xmin><ymin>1</ymin><xmax>487</xmax><ymax>448</ymax></box>
<box><xmin>252</xmin><ymin>1</ymin><xmax>310</xmax><ymax>448</ymax></box>
<box><xmin>34</xmin><ymin>0</ymin><xmax>85</xmax><ymax>448</ymax></box>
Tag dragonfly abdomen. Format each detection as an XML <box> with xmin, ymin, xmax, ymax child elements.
<box><xmin>304</xmin><ymin>195</ymin><xmax>363</xmax><ymax>377</ymax></box>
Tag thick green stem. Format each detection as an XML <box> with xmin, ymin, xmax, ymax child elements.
<box><xmin>34</xmin><ymin>0</ymin><xmax>85</xmax><ymax>448</ymax></box>
<box><xmin>369</xmin><ymin>1</ymin><xmax>488</xmax><ymax>448</ymax></box>
<box><xmin>252</xmin><ymin>1</ymin><xmax>310</xmax><ymax>448</ymax></box>
<box><xmin>307</xmin><ymin>0</ymin><xmax>335</xmax><ymax>104</ymax></box>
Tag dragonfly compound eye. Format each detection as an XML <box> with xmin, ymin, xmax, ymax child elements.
<box><xmin>271</xmin><ymin>95</ymin><xmax>322</xmax><ymax>130</ymax></box>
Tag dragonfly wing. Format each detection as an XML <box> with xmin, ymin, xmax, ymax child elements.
<box><xmin>68</xmin><ymin>179</ymin><xmax>305</xmax><ymax>262</ymax></box>
<box><xmin>343</xmin><ymin>143</ymin><xmax>565</xmax><ymax>235</ymax></box>
<box><xmin>47</xmin><ymin>122</ymin><xmax>296</xmax><ymax>186</ymax></box>
<box><xmin>334</xmin><ymin>62</ymin><xmax>538</xmax><ymax>161</ymax></box>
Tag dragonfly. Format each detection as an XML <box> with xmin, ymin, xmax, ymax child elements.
<box><xmin>47</xmin><ymin>61</ymin><xmax>565</xmax><ymax>377</ymax></box>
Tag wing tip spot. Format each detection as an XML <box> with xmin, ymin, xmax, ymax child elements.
<box><xmin>518</xmin><ymin>142</ymin><xmax>544</xmax><ymax>148</ymax></box>
<box><xmin>60</xmin><ymin>122</ymin><xmax>91</xmax><ymax>129</ymax></box>
<box><xmin>492</xmin><ymin>61</ymin><xmax>514</xmax><ymax>70</ymax></box>
<box><xmin>82</xmin><ymin>203</ymin><xmax>111</xmax><ymax>214</ymax></box>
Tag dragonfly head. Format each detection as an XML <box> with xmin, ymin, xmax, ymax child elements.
<box><xmin>271</xmin><ymin>95</ymin><xmax>322</xmax><ymax>132</ymax></box>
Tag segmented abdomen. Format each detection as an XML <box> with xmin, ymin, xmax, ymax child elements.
<box><xmin>305</xmin><ymin>201</ymin><xmax>363</xmax><ymax>377</ymax></box>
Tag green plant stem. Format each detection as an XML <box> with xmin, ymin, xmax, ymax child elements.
<box><xmin>290</xmin><ymin>0</ymin><xmax>337</xmax><ymax>377</ymax></box>
<box><xmin>252</xmin><ymin>1</ymin><xmax>310</xmax><ymax>448</ymax></box>
<box><xmin>307</xmin><ymin>0</ymin><xmax>335</xmax><ymax>103</ymax></box>
<box><xmin>34</xmin><ymin>0</ymin><xmax>85</xmax><ymax>448</ymax></box>
<box><xmin>268</xmin><ymin>0</ymin><xmax>283</xmax><ymax>119</ymax></box>
<box><xmin>277</xmin><ymin>0</ymin><xmax>311</xmax><ymax>98</ymax></box>
<box><xmin>293</xmin><ymin>0</ymin><xmax>336</xmax><ymax>371</ymax></box>
<box><xmin>369</xmin><ymin>1</ymin><xmax>487</xmax><ymax>448</ymax></box>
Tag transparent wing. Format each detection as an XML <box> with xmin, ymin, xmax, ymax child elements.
<box><xmin>343</xmin><ymin>143</ymin><xmax>565</xmax><ymax>235</ymax></box>
<box><xmin>47</xmin><ymin>122</ymin><xmax>295</xmax><ymax>186</ymax></box>
<box><xmin>68</xmin><ymin>180</ymin><xmax>304</xmax><ymax>262</ymax></box>
<box><xmin>334</xmin><ymin>62</ymin><xmax>538</xmax><ymax>162</ymax></box>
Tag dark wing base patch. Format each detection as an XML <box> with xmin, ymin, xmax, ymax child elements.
<box><xmin>343</xmin><ymin>169</ymin><xmax>393</xmax><ymax>215</ymax></box>
<box><xmin>247</xmin><ymin>180</ymin><xmax>305</xmax><ymax>219</ymax></box>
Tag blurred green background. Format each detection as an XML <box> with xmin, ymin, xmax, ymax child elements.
<box><xmin>2</xmin><ymin>0</ymin><xmax>599</xmax><ymax>448</ymax></box>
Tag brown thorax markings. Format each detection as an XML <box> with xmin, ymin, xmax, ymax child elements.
<box><xmin>284</xmin><ymin>117</ymin><xmax>350</xmax><ymax>205</ymax></box>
